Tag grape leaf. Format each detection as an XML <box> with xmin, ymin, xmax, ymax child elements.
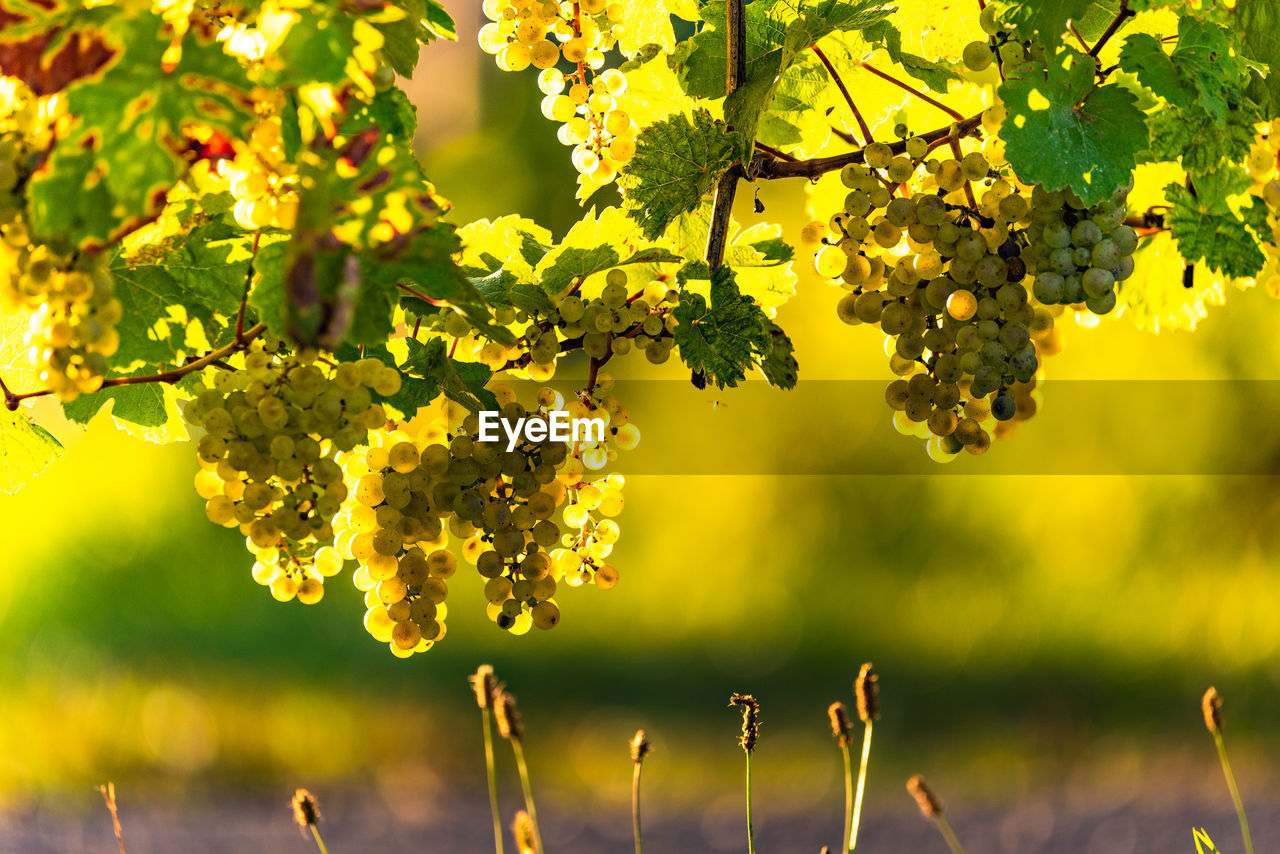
<box><xmin>535</xmin><ymin>207</ymin><xmax>681</xmax><ymax>293</ymax></box>
<box><xmin>1235</xmin><ymin>1</ymin><xmax>1280</xmax><ymax>113</ymax></box>
<box><xmin>377</xmin><ymin>0</ymin><xmax>457</xmax><ymax>76</ymax></box>
<box><xmin>1148</xmin><ymin>106</ymin><xmax>1255</xmax><ymax>177</ymax></box>
<box><xmin>1119</xmin><ymin>18</ymin><xmax>1246</xmax><ymax>123</ymax></box>
<box><xmin>1164</xmin><ymin>182</ymin><xmax>1265</xmax><ymax>279</ymax></box>
<box><xmin>111</xmin><ymin>223</ymin><xmax>254</xmax><ymax>367</ymax></box>
<box><xmin>996</xmin><ymin>0</ymin><xmax>1123</xmax><ymax>49</ymax></box>
<box><xmin>860</xmin><ymin>19</ymin><xmax>963</xmax><ymax>93</ymax></box>
<box><xmin>671</xmin><ymin>211</ymin><xmax>797</xmax><ymax>314</ymax></box>
<box><xmin>399</xmin><ymin>337</ymin><xmax>499</xmax><ymax>412</ymax></box>
<box><xmin>470</xmin><ymin>270</ymin><xmax>558</xmax><ymax>316</ymax></box>
<box><xmin>758</xmin><ymin>321</ymin><xmax>797</xmax><ymax>389</ymax></box>
<box><xmin>28</xmin><ymin>8</ymin><xmax>254</xmax><ymax>247</ymax></box>
<box><xmin>620</xmin><ymin>108</ymin><xmax>742</xmax><ymax>240</ymax></box>
<box><xmin>61</xmin><ymin>382</ymin><xmax>175</xmax><ymax>435</ymax></box>
<box><xmin>0</xmin><ymin>0</ymin><xmax>116</xmax><ymax>95</ymax></box>
<box><xmin>998</xmin><ymin>49</ymin><xmax>1147</xmax><ymax>206</ymax></box>
<box><xmin>673</xmin><ymin>263</ymin><xmax>772</xmax><ymax>388</ymax></box>
<box><xmin>611</xmin><ymin>0</ymin><xmax>677</xmax><ymax>56</ymax></box>
<box><xmin>0</xmin><ymin>408</ymin><xmax>62</xmax><ymax>495</ymax></box>
<box><xmin>458</xmin><ymin>216</ymin><xmax>554</xmax><ymax>282</ymax></box>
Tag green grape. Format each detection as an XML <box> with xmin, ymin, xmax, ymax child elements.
<box><xmin>962</xmin><ymin>41</ymin><xmax>993</xmax><ymax>71</ymax></box>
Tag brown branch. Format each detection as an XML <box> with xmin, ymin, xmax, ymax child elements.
<box><xmin>1066</xmin><ymin>22</ymin><xmax>1091</xmax><ymax>54</ymax></box>
<box><xmin>397</xmin><ymin>282</ymin><xmax>451</xmax><ymax>307</ymax></box>
<box><xmin>813</xmin><ymin>45</ymin><xmax>871</xmax><ymax>145</ymax></box>
<box><xmin>1088</xmin><ymin>0</ymin><xmax>1133</xmax><ymax>58</ymax></box>
<box><xmin>758</xmin><ymin>113</ymin><xmax>982</xmax><ymax>180</ymax></box>
<box><xmin>2</xmin><ymin>323</ymin><xmax>268</xmax><ymax>411</ymax></box>
<box><xmin>948</xmin><ymin>133</ymin><xmax>979</xmax><ymax>212</ymax></box>
<box><xmin>97</xmin><ymin>783</ymin><xmax>127</xmax><ymax>854</ymax></box>
<box><xmin>754</xmin><ymin>141</ymin><xmax>797</xmax><ymax>162</ymax></box>
<box><xmin>706</xmin><ymin>0</ymin><xmax>747</xmax><ymax>271</ymax></box>
<box><xmin>236</xmin><ymin>229</ymin><xmax>262</xmax><ymax>340</ymax></box>
<box><xmin>859</xmin><ymin>63</ymin><xmax>965</xmax><ymax>121</ymax></box>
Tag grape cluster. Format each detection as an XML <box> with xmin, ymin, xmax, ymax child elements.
<box><xmin>538</xmin><ymin>67</ymin><xmax>637</xmax><ymax>185</ymax></box>
<box><xmin>430</xmin><ymin>267</ymin><xmax>679</xmax><ymax>381</ymax></box>
<box><xmin>333</xmin><ymin>389</ymin><xmax>630</xmax><ymax>658</ymax></box>
<box><xmin>806</xmin><ymin>145</ymin><xmax>1061</xmax><ymax>459</ymax></box>
<box><xmin>1025</xmin><ymin>185</ymin><xmax>1137</xmax><ymax>315</ymax></box>
<box><xmin>186</xmin><ymin>342</ymin><xmax>398</xmax><ymax>602</ymax></box>
<box><xmin>1</xmin><ymin>85</ymin><xmax>122</xmax><ymax>401</ymax></box>
<box><xmin>478</xmin><ymin>0</ymin><xmax>623</xmax><ymax>73</ymax></box>
<box><xmin>477</xmin><ymin>0</ymin><xmax>634</xmax><ymax>190</ymax></box>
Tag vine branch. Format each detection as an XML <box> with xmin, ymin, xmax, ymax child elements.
<box><xmin>2</xmin><ymin>323</ymin><xmax>268</xmax><ymax>411</ymax></box>
<box><xmin>758</xmin><ymin>113</ymin><xmax>983</xmax><ymax>180</ymax></box>
<box><xmin>813</xmin><ymin>45</ymin><xmax>872</xmax><ymax>145</ymax></box>
<box><xmin>1088</xmin><ymin>0</ymin><xmax>1134</xmax><ymax>58</ymax></box>
<box><xmin>858</xmin><ymin>63</ymin><xmax>965</xmax><ymax>121</ymax></box>
<box><xmin>705</xmin><ymin>0</ymin><xmax>747</xmax><ymax>271</ymax></box>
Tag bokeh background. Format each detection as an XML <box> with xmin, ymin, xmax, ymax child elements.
<box><xmin>4</xmin><ymin>4</ymin><xmax>1280</xmax><ymax>852</ymax></box>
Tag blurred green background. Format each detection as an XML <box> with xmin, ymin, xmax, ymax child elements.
<box><xmin>3</xmin><ymin>3</ymin><xmax>1280</xmax><ymax>845</ymax></box>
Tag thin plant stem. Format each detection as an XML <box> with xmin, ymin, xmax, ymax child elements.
<box><xmin>745</xmin><ymin>749</ymin><xmax>757</xmax><ymax>854</ymax></box>
<box><xmin>511</xmin><ymin>740</ymin><xmax>545</xmax><ymax>854</ymax></box>
<box><xmin>849</xmin><ymin>722</ymin><xmax>872</xmax><ymax>851</ymax></box>
<box><xmin>858</xmin><ymin>63</ymin><xmax>965</xmax><ymax>121</ymax></box>
<box><xmin>840</xmin><ymin>743</ymin><xmax>854</xmax><ymax>854</ymax></box>
<box><xmin>812</xmin><ymin>45</ymin><xmax>871</xmax><ymax>145</ymax></box>
<box><xmin>482</xmin><ymin>707</ymin><xmax>505</xmax><ymax>854</ymax></box>
<box><xmin>309</xmin><ymin>825</ymin><xmax>331</xmax><ymax>854</ymax></box>
<box><xmin>632</xmin><ymin>759</ymin><xmax>644</xmax><ymax>854</ymax></box>
<box><xmin>97</xmin><ymin>783</ymin><xmax>126</xmax><ymax>854</ymax></box>
<box><xmin>1213</xmin><ymin>731</ymin><xmax>1255</xmax><ymax>854</ymax></box>
<box><xmin>935</xmin><ymin>815</ymin><xmax>967</xmax><ymax>854</ymax></box>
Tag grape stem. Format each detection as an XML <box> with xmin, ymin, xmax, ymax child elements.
<box><xmin>1</xmin><ymin>322</ymin><xmax>268</xmax><ymax>411</ymax></box>
<box><xmin>236</xmin><ymin>229</ymin><xmax>262</xmax><ymax>340</ymax></box>
<box><xmin>396</xmin><ymin>282</ymin><xmax>452</xmax><ymax>307</ymax></box>
<box><xmin>706</xmin><ymin>0</ymin><xmax>747</xmax><ymax>271</ymax></box>
<box><xmin>812</xmin><ymin>46</ymin><xmax>872</xmax><ymax>146</ymax></box>
<box><xmin>1066</xmin><ymin>22</ymin><xmax>1091</xmax><ymax>55</ymax></box>
<box><xmin>1088</xmin><ymin>0</ymin><xmax>1134</xmax><ymax>58</ymax></box>
<box><xmin>858</xmin><ymin>63</ymin><xmax>965</xmax><ymax>122</ymax></box>
<box><xmin>754</xmin><ymin>142</ymin><xmax>798</xmax><ymax>162</ymax></box>
<box><xmin>758</xmin><ymin>114</ymin><xmax>983</xmax><ymax>180</ymax></box>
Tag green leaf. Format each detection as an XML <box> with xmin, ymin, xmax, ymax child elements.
<box><xmin>377</xmin><ymin>0</ymin><xmax>457</xmax><ymax>76</ymax></box>
<box><xmin>758</xmin><ymin>321</ymin><xmax>797</xmax><ymax>388</ymax></box>
<box><xmin>471</xmin><ymin>270</ymin><xmax>558</xmax><ymax>316</ymax></box>
<box><xmin>1148</xmin><ymin>106</ymin><xmax>1255</xmax><ymax>177</ymax></box>
<box><xmin>1120</xmin><ymin>18</ymin><xmax>1246</xmax><ymax>122</ymax></box>
<box><xmin>1236</xmin><ymin>2</ymin><xmax>1280</xmax><ymax>113</ymax></box>
<box><xmin>29</xmin><ymin>8</ymin><xmax>254</xmax><ymax>247</ymax></box>
<box><xmin>1164</xmin><ymin>182</ymin><xmax>1265</xmax><ymax>279</ymax></box>
<box><xmin>999</xmin><ymin>49</ymin><xmax>1147</xmax><ymax>206</ymax></box>
<box><xmin>61</xmin><ymin>382</ymin><xmax>171</xmax><ymax>432</ymax></box>
<box><xmin>996</xmin><ymin>0</ymin><xmax>1122</xmax><ymax>49</ymax></box>
<box><xmin>535</xmin><ymin>207</ymin><xmax>681</xmax><ymax>292</ymax></box>
<box><xmin>400</xmin><ymin>337</ymin><xmax>499</xmax><ymax>412</ymax></box>
<box><xmin>862</xmin><ymin>20</ymin><xmax>962</xmax><ymax>93</ymax></box>
<box><xmin>673</xmin><ymin>263</ymin><xmax>771</xmax><ymax>388</ymax></box>
<box><xmin>620</xmin><ymin>108</ymin><xmax>741</xmax><ymax>240</ymax></box>
<box><xmin>671</xmin><ymin>211</ymin><xmax>797</xmax><ymax>313</ymax></box>
<box><xmin>111</xmin><ymin>222</ymin><xmax>254</xmax><ymax>367</ymax></box>
<box><xmin>0</xmin><ymin>408</ymin><xmax>63</xmax><ymax>495</ymax></box>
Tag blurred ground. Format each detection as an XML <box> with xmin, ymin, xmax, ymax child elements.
<box><xmin>4</xmin><ymin>792</ymin><xmax>1279</xmax><ymax>854</ymax></box>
